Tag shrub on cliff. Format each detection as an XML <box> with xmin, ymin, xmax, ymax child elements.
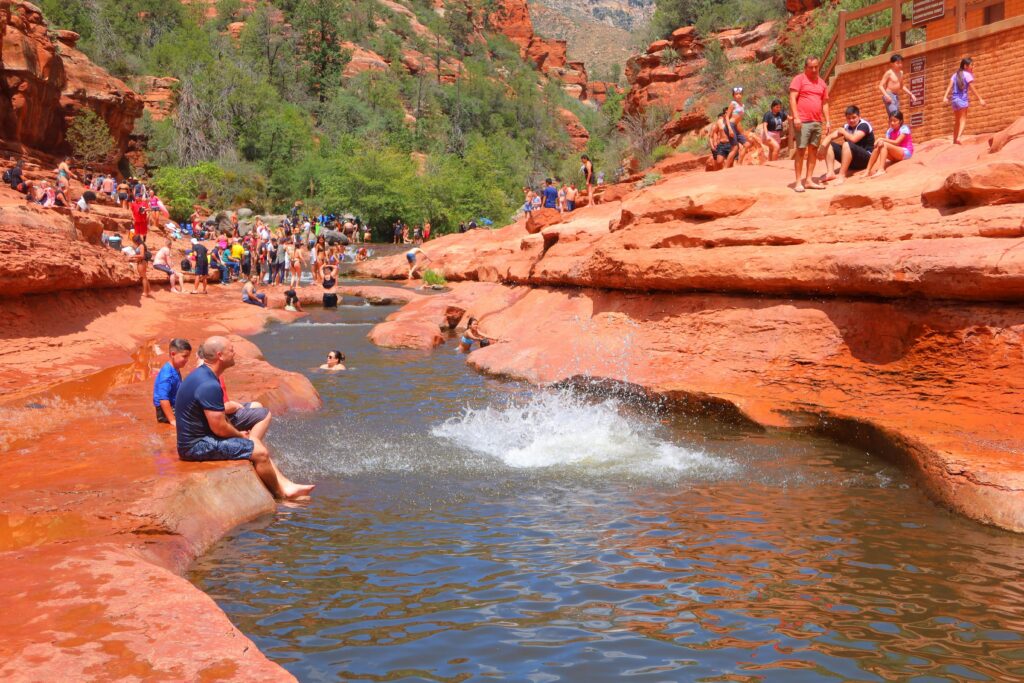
<box><xmin>152</xmin><ymin>162</ymin><xmax>268</xmax><ymax>221</ymax></box>
<box><xmin>66</xmin><ymin>109</ymin><xmax>115</xmax><ymax>167</ymax></box>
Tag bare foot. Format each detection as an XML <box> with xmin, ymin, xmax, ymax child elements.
<box><xmin>805</xmin><ymin>181</ymin><xmax>827</xmax><ymax>190</ymax></box>
<box><xmin>953</xmin><ymin>140</ymin><xmax>963</xmax><ymax>145</ymax></box>
<box><xmin>793</xmin><ymin>183</ymin><xmax>805</xmax><ymax>193</ymax></box>
<box><xmin>282</xmin><ymin>483</ymin><xmax>316</xmax><ymax>499</ymax></box>
<box><xmin>833</xmin><ymin>176</ymin><xmax>845</xmax><ymax>186</ymax></box>
<box><xmin>871</xmin><ymin>170</ymin><xmax>886</xmax><ymax>178</ymax></box>
<box><xmin>822</xmin><ymin>173</ymin><xmax>837</xmax><ymax>182</ymax></box>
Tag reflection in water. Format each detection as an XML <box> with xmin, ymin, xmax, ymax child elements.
<box><xmin>190</xmin><ymin>295</ymin><xmax>1024</xmax><ymax>682</ymax></box>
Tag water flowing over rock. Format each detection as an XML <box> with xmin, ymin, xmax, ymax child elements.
<box><xmin>358</xmin><ymin>117</ymin><xmax>1024</xmax><ymax>533</ymax></box>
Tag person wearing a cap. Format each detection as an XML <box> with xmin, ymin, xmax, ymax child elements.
<box><xmin>725</xmin><ymin>86</ymin><xmax>749</xmax><ymax>164</ymax></box>
<box><xmin>190</xmin><ymin>237</ymin><xmax>209</xmax><ymax>294</ymax></box>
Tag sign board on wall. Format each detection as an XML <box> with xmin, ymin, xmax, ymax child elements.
<box><xmin>910</xmin><ymin>57</ymin><xmax>926</xmax><ymax>74</ymax></box>
<box><xmin>909</xmin><ymin>76</ymin><xmax>926</xmax><ymax>105</ymax></box>
<box><xmin>910</xmin><ymin>112</ymin><xmax>925</xmax><ymax>127</ymax></box>
<box><xmin>913</xmin><ymin>0</ymin><xmax>945</xmax><ymax>24</ymax></box>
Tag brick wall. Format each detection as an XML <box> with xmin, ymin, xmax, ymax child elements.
<box><xmin>928</xmin><ymin>0</ymin><xmax>1024</xmax><ymax>39</ymax></box>
<box><xmin>828</xmin><ymin>15</ymin><xmax>1024</xmax><ymax>143</ymax></box>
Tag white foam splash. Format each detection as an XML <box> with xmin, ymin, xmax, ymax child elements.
<box><xmin>432</xmin><ymin>389</ymin><xmax>737</xmax><ymax>480</ymax></box>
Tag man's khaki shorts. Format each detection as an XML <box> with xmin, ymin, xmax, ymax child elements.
<box><xmin>796</xmin><ymin>121</ymin><xmax>822</xmax><ymax>149</ymax></box>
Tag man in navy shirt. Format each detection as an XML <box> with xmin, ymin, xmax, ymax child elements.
<box><xmin>542</xmin><ymin>178</ymin><xmax>559</xmax><ymax>209</ymax></box>
<box><xmin>153</xmin><ymin>338</ymin><xmax>192</xmax><ymax>425</ymax></box>
<box><xmin>175</xmin><ymin>336</ymin><xmax>314</xmax><ymax>499</ymax></box>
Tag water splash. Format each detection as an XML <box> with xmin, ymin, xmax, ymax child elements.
<box><xmin>432</xmin><ymin>388</ymin><xmax>737</xmax><ymax>480</ymax></box>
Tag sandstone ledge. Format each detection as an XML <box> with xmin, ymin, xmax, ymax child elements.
<box><xmin>356</xmin><ymin>119</ymin><xmax>1024</xmax><ymax>532</ymax></box>
<box><xmin>0</xmin><ymin>286</ymin><xmax>321</xmax><ymax>681</ymax></box>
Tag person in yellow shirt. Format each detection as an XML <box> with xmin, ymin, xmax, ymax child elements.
<box><xmin>224</xmin><ymin>238</ymin><xmax>244</xmax><ymax>280</ymax></box>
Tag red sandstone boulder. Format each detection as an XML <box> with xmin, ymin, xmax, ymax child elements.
<box><xmin>486</xmin><ymin>0</ymin><xmax>533</xmax><ymax>54</ymax></box>
<box><xmin>132</xmin><ymin>76</ymin><xmax>179</xmax><ymax>122</ymax></box>
<box><xmin>526</xmin><ymin>207</ymin><xmax>564</xmax><ymax>234</ymax></box>
<box><xmin>341</xmin><ymin>42</ymin><xmax>390</xmax><ymax>78</ymax></box>
<box><xmin>922</xmin><ymin>161</ymin><xmax>1024</xmax><ymax>208</ymax></box>
<box><xmin>368</xmin><ymin>319</ymin><xmax>446</xmax><ymax>348</ymax></box>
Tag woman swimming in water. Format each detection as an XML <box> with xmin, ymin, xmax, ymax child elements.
<box><xmin>319</xmin><ymin>350</ymin><xmax>346</xmax><ymax>372</ymax></box>
<box><xmin>458</xmin><ymin>317</ymin><xmax>492</xmax><ymax>354</ymax></box>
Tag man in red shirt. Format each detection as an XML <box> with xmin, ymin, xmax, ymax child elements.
<box><xmin>789</xmin><ymin>56</ymin><xmax>831</xmax><ymax>192</ymax></box>
<box><xmin>130</xmin><ymin>197</ymin><xmax>149</xmax><ymax>243</ymax></box>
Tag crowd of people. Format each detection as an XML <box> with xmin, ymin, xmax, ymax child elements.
<box><xmin>521</xmin><ymin>154</ymin><xmax>596</xmax><ymax>216</ymax></box>
<box><xmin>707</xmin><ymin>53</ymin><xmax>986</xmax><ymax>190</ymax></box>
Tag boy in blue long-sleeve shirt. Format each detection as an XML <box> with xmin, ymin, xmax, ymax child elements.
<box><xmin>153</xmin><ymin>338</ymin><xmax>193</xmax><ymax>426</ymax></box>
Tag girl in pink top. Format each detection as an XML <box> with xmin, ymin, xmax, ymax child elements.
<box><xmin>867</xmin><ymin>111</ymin><xmax>913</xmax><ymax>177</ymax></box>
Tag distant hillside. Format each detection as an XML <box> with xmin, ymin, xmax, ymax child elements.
<box><xmin>529</xmin><ymin>0</ymin><xmax>652</xmax><ymax>79</ymax></box>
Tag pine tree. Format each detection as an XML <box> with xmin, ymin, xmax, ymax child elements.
<box><xmin>66</xmin><ymin>109</ymin><xmax>115</xmax><ymax>167</ymax></box>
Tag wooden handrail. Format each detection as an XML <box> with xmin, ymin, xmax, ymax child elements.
<box><xmin>846</xmin><ymin>26</ymin><xmax>892</xmax><ymax>48</ymax></box>
<box><xmin>843</xmin><ymin>0</ymin><xmax>892</xmax><ymax>23</ymax></box>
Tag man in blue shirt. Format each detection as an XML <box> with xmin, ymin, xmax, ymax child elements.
<box><xmin>175</xmin><ymin>336</ymin><xmax>315</xmax><ymax>499</ymax></box>
<box><xmin>153</xmin><ymin>338</ymin><xmax>192</xmax><ymax>426</ymax></box>
<box><xmin>542</xmin><ymin>178</ymin><xmax>559</xmax><ymax>209</ymax></box>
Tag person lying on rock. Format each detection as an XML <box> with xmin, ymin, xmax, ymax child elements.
<box><xmin>177</xmin><ymin>336</ymin><xmax>314</xmax><ymax>499</ymax></box>
<box><xmin>458</xmin><ymin>317</ymin><xmax>493</xmax><ymax>354</ymax></box>
<box><xmin>154</xmin><ymin>338</ymin><xmax>192</xmax><ymax>427</ymax></box>
<box><xmin>319</xmin><ymin>350</ymin><xmax>346</xmax><ymax>372</ymax></box>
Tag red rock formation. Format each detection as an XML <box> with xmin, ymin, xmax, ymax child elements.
<box><xmin>341</xmin><ymin>41</ymin><xmax>390</xmax><ymax>78</ymax></box>
<box><xmin>132</xmin><ymin>76</ymin><xmax>179</xmax><ymax>122</ymax></box>
<box><xmin>557</xmin><ymin>107</ymin><xmax>590</xmax><ymax>151</ymax></box>
<box><xmin>0</xmin><ymin>2</ymin><xmax>143</xmax><ymax>162</ymax></box>
<box><xmin>356</xmin><ymin>118</ymin><xmax>1024</xmax><ymax>532</ymax></box>
<box><xmin>624</xmin><ymin>21</ymin><xmax>785</xmax><ymax>143</ymax></box>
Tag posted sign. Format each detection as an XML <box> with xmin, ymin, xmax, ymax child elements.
<box><xmin>913</xmin><ymin>0</ymin><xmax>945</xmax><ymax>24</ymax></box>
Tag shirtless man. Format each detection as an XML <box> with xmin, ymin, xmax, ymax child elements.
<box><xmin>153</xmin><ymin>239</ymin><xmax>183</xmax><ymax>292</ymax></box>
<box><xmin>405</xmin><ymin>247</ymin><xmax>431</xmax><ymax>279</ymax></box>
<box><xmin>879</xmin><ymin>54</ymin><xmax>918</xmax><ymax>117</ymax></box>
<box><xmin>565</xmin><ymin>183</ymin><xmax>578</xmax><ymax>212</ymax></box>
<box><xmin>176</xmin><ymin>336</ymin><xmax>314</xmax><ymax>499</ymax></box>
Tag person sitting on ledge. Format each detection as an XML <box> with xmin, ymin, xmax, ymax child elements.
<box><xmin>319</xmin><ymin>350</ymin><xmax>346</xmax><ymax>372</ymax></box>
<box><xmin>153</xmin><ymin>338</ymin><xmax>192</xmax><ymax>426</ymax></box>
<box><xmin>819</xmin><ymin>105</ymin><xmax>874</xmax><ymax>185</ymax></box>
<box><xmin>241</xmin><ymin>276</ymin><xmax>267</xmax><ymax>307</ymax></box>
<box><xmin>176</xmin><ymin>336</ymin><xmax>314</xmax><ymax>499</ymax></box>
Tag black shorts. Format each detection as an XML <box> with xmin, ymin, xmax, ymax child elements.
<box><xmin>323</xmin><ymin>292</ymin><xmax>338</xmax><ymax>308</ymax></box>
<box><xmin>194</xmin><ymin>261</ymin><xmax>209</xmax><ymax>276</ymax></box>
<box><xmin>714</xmin><ymin>142</ymin><xmax>733</xmax><ymax>158</ymax></box>
<box><xmin>831</xmin><ymin>141</ymin><xmax>872</xmax><ymax>171</ymax></box>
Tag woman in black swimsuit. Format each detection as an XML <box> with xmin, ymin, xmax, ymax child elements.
<box><xmin>321</xmin><ymin>263</ymin><xmax>338</xmax><ymax>308</ymax></box>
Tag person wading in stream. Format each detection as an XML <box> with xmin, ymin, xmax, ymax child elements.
<box><xmin>174</xmin><ymin>336</ymin><xmax>314</xmax><ymax>499</ymax></box>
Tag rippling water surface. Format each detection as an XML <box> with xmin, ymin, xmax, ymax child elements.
<box><xmin>190</xmin><ymin>288</ymin><xmax>1024</xmax><ymax>682</ymax></box>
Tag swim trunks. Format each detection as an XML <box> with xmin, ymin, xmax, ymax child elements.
<box><xmin>228</xmin><ymin>403</ymin><xmax>269</xmax><ymax>431</ymax></box>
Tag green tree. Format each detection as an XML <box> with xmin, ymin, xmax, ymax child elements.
<box><xmin>292</xmin><ymin>0</ymin><xmax>350</xmax><ymax>102</ymax></box>
<box><xmin>66</xmin><ymin>109</ymin><xmax>115</xmax><ymax>167</ymax></box>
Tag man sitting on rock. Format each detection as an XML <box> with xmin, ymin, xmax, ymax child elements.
<box><xmin>175</xmin><ymin>336</ymin><xmax>314</xmax><ymax>499</ymax></box>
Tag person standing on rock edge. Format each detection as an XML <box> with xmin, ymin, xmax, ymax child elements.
<box><xmin>406</xmin><ymin>246</ymin><xmax>431</xmax><ymax>279</ymax></box>
<box><xmin>175</xmin><ymin>336</ymin><xmax>315</xmax><ymax>500</ymax></box>
<box><xmin>128</xmin><ymin>235</ymin><xmax>154</xmax><ymax>299</ymax></box>
<box><xmin>580</xmin><ymin>154</ymin><xmax>594</xmax><ymax>204</ymax></box>
<box><xmin>154</xmin><ymin>338</ymin><xmax>192</xmax><ymax>426</ymax></box>
<box><xmin>190</xmin><ymin>238</ymin><xmax>209</xmax><ymax>294</ymax></box>
<box><xmin>789</xmin><ymin>56</ymin><xmax>830</xmax><ymax>192</ymax></box>
<box><xmin>542</xmin><ymin>178</ymin><xmax>559</xmax><ymax>209</ymax></box>
<box><xmin>130</xmin><ymin>196</ymin><xmax>149</xmax><ymax>244</ymax></box>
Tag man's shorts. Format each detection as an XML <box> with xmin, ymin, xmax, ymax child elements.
<box><xmin>228</xmin><ymin>402</ymin><xmax>269</xmax><ymax>431</ymax></box>
<box><xmin>180</xmin><ymin>436</ymin><xmax>254</xmax><ymax>462</ymax></box>
<box><xmin>830</xmin><ymin>141</ymin><xmax>872</xmax><ymax>171</ymax></box>
<box><xmin>796</xmin><ymin>121</ymin><xmax>822</xmax><ymax>149</ymax></box>
<box><xmin>154</xmin><ymin>264</ymin><xmax>173</xmax><ymax>277</ymax></box>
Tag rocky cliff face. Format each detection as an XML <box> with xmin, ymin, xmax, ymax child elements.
<box><xmin>356</xmin><ymin>118</ymin><xmax>1024</xmax><ymax>532</ymax></box>
<box><xmin>0</xmin><ymin>2</ymin><xmax>143</xmax><ymax>162</ymax></box>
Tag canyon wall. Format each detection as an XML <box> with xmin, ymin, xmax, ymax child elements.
<box><xmin>357</xmin><ymin>118</ymin><xmax>1024</xmax><ymax>532</ymax></box>
<box><xmin>0</xmin><ymin>2</ymin><xmax>143</xmax><ymax>162</ymax></box>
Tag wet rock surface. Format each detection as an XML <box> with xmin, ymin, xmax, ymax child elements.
<box><xmin>358</xmin><ymin>118</ymin><xmax>1024</xmax><ymax>532</ymax></box>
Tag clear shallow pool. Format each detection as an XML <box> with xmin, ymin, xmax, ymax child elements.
<box><xmin>190</xmin><ymin>289</ymin><xmax>1024</xmax><ymax>682</ymax></box>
